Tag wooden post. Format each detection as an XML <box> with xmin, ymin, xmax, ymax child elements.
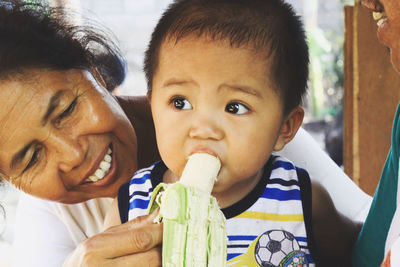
<box><xmin>344</xmin><ymin>2</ymin><xmax>400</xmax><ymax>195</ymax></box>
<box><xmin>343</xmin><ymin>5</ymin><xmax>354</xmax><ymax>181</ymax></box>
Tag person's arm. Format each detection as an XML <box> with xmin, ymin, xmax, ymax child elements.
<box><xmin>278</xmin><ymin>127</ymin><xmax>372</xmax><ymax>221</ymax></box>
<box><xmin>311</xmin><ymin>180</ymin><xmax>362</xmax><ymax>267</ymax></box>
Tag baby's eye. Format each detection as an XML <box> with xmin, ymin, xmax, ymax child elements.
<box><xmin>172</xmin><ymin>97</ymin><xmax>192</xmax><ymax>110</ymax></box>
<box><xmin>225</xmin><ymin>102</ymin><xmax>249</xmax><ymax>114</ymax></box>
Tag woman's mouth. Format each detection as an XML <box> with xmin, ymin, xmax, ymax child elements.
<box><xmin>84</xmin><ymin>147</ymin><xmax>112</xmax><ymax>183</ymax></box>
<box><xmin>373</xmin><ymin>11</ymin><xmax>387</xmax><ymax>27</ymax></box>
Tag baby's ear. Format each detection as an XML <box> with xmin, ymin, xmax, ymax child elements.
<box><xmin>273</xmin><ymin>106</ymin><xmax>304</xmax><ymax>151</ymax></box>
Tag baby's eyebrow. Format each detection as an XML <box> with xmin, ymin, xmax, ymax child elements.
<box><xmin>163</xmin><ymin>78</ymin><xmax>197</xmax><ymax>88</ymax></box>
<box><xmin>162</xmin><ymin>78</ymin><xmax>262</xmax><ymax>98</ymax></box>
<box><xmin>219</xmin><ymin>83</ymin><xmax>262</xmax><ymax>98</ymax></box>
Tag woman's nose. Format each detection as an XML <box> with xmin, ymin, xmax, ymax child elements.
<box><xmin>48</xmin><ymin>132</ymin><xmax>87</xmax><ymax>172</ymax></box>
<box><xmin>361</xmin><ymin>0</ymin><xmax>384</xmax><ymax>12</ymax></box>
<box><xmin>188</xmin><ymin>112</ymin><xmax>224</xmax><ymax>140</ymax></box>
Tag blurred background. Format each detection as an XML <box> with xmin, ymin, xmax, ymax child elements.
<box><xmin>0</xmin><ymin>0</ymin><xmax>353</xmax><ymax>265</ymax></box>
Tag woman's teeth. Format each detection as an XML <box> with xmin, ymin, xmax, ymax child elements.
<box><xmin>85</xmin><ymin>148</ymin><xmax>112</xmax><ymax>183</ymax></box>
<box><xmin>372</xmin><ymin>11</ymin><xmax>387</xmax><ymax>27</ymax></box>
<box><xmin>373</xmin><ymin>11</ymin><xmax>385</xmax><ymax>20</ymax></box>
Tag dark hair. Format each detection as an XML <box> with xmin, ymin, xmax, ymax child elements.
<box><xmin>144</xmin><ymin>0</ymin><xmax>309</xmax><ymax>114</ymax></box>
<box><xmin>0</xmin><ymin>0</ymin><xmax>125</xmax><ymax>88</ymax></box>
<box><xmin>93</xmin><ymin>52</ymin><xmax>126</xmax><ymax>93</ymax></box>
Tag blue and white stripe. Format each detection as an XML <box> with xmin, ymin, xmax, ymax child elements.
<box><xmin>127</xmin><ymin>155</ymin><xmax>315</xmax><ymax>265</ymax></box>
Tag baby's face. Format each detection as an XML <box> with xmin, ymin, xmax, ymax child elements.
<box><xmin>150</xmin><ymin>36</ymin><xmax>290</xmax><ymax>205</ymax></box>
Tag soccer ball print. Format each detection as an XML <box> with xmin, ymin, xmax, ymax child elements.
<box><xmin>254</xmin><ymin>230</ymin><xmax>308</xmax><ymax>267</ymax></box>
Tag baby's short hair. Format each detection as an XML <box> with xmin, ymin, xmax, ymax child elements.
<box><xmin>144</xmin><ymin>0</ymin><xmax>309</xmax><ymax>114</ymax></box>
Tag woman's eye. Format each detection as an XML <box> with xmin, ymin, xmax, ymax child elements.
<box><xmin>24</xmin><ymin>146</ymin><xmax>41</xmax><ymax>172</ymax></box>
<box><xmin>225</xmin><ymin>102</ymin><xmax>249</xmax><ymax>114</ymax></box>
<box><xmin>58</xmin><ymin>98</ymin><xmax>77</xmax><ymax>120</ymax></box>
<box><xmin>172</xmin><ymin>97</ymin><xmax>192</xmax><ymax>110</ymax></box>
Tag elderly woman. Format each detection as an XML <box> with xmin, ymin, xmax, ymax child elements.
<box><xmin>0</xmin><ymin>0</ymin><xmax>370</xmax><ymax>266</ymax></box>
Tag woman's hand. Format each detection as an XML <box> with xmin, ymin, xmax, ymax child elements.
<box><xmin>63</xmin><ymin>212</ymin><xmax>162</xmax><ymax>267</ymax></box>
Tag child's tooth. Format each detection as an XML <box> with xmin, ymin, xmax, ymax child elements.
<box><xmin>95</xmin><ymin>169</ymin><xmax>105</xmax><ymax>179</ymax></box>
<box><xmin>107</xmin><ymin>148</ymin><xmax>112</xmax><ymax>154</ymax></box>
<box><xmin>100</xmin><ymin>161</ymin><xmax>111</xmax><ymax>171</ymax></box>
<box><xmin>104</xmin><ymin>154</ymin><xmax>112</xmax><ymax>163</ymax></box>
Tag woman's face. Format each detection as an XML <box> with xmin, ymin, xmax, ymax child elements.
<box><xmin>0</xmin><ymin>69</ymin><xmax>138</xmax><ymax>203</ymax></box>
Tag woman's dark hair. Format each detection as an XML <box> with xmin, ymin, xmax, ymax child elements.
<box><xmin>144</xmin><ymin>0</ymin><xmax>309</xmax><ymax>114</ymax></box>
<box><xmin>0</xmin><ymin>0</ymin><xmax>126</xmax><ymax>88</ymax></box>
<box><xmin>94</xmin><ymin>52</ymin><xmax>126</xmax><ymax>93</ymax></box>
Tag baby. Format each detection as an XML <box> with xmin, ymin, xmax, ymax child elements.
<box><xmin>105</xmin><ymin>0</ymin><xmax>360</xmax><ymax>265</ymax></box>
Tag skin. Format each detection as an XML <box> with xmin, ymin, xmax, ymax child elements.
<box><xmin>65</xmin><ymin>211</ymin><xmax>163</xmax><ymax>267</ymax></box>
<box><xmin>0</xmin><ymin>69</ymin><xmax>139</xmax><ymax>203</ymax></box>
<box><xmin>104</xmin><ymin>35</ymin><xmax>361</xmax><ymax>266</ymax></box>
<box><xmin>362</xmin><ymin>0</ymin><xmax>400</xmax><ymax>72</ymax></box>
<box><xmin>151</xmin><ymin>36</ymin><xmax>303</xmax><ymax>208</ymax></box>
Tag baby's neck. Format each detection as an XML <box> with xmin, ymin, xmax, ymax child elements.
<box><xmin>162</xmin><ymin>168</ymin><xmax>264</xmax><ymax>209</ymax></box>
<box><xmin>213</xmin><ymin>170</ymin><xmax>263</xmax><ymax>208</ymax></box>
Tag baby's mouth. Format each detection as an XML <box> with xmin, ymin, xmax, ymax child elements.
<box><xmin>373</xmin><ymin>11</ymin><xmax>387</xmax><ymax>27</ymax></box>
<box><xmin>84</xmin><ymin>147</ymin><xmax>112</xmax><ymax>183</ymax></box>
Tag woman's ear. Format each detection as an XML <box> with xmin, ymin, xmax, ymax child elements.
<box><xmin>273</xmin><ymin>106</ymin><xmax>304</xmax><ymax>151</ymax></box>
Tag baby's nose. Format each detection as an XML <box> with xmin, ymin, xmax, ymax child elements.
<box><xmin>188</xmin><ymin>113</ymin><xmax>224</xmax><ymax>140</ymax></box>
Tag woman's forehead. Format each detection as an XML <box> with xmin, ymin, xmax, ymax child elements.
<box><xmin>0</xmin><ymin>70</ymin><xmax>74</xmax><ymax>112</ymax></box>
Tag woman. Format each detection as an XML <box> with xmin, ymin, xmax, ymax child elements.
<box><xmin>0</xmin><ymin>1</ymin><xmax>163</xmax><ymax>266</ymax></box>
<box><xmin>0</xmin><ymin>0</ymin><xmax>370</xmax><ymax>266</ymax></box>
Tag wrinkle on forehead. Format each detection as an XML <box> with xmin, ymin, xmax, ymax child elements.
<box><xmin>0</xmin><ymin>82</ymin><xmax>37</xmax><ymax>143</ymax></box>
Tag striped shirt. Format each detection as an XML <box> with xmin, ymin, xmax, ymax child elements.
<box><xmin>118</xmin><ymin>155</ymin><xmax>316</xmax><ymax>266</ymax></box>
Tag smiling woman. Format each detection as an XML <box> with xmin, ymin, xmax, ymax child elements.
<box><xmin>0</xmin><ymin>0</ymin><xmax>163</xmax><ymax>266</ymax></box>
<box><xmin>0</xmin><ymin>69</ymin><xmax>139</xmax><ymax>203</ymax></box>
